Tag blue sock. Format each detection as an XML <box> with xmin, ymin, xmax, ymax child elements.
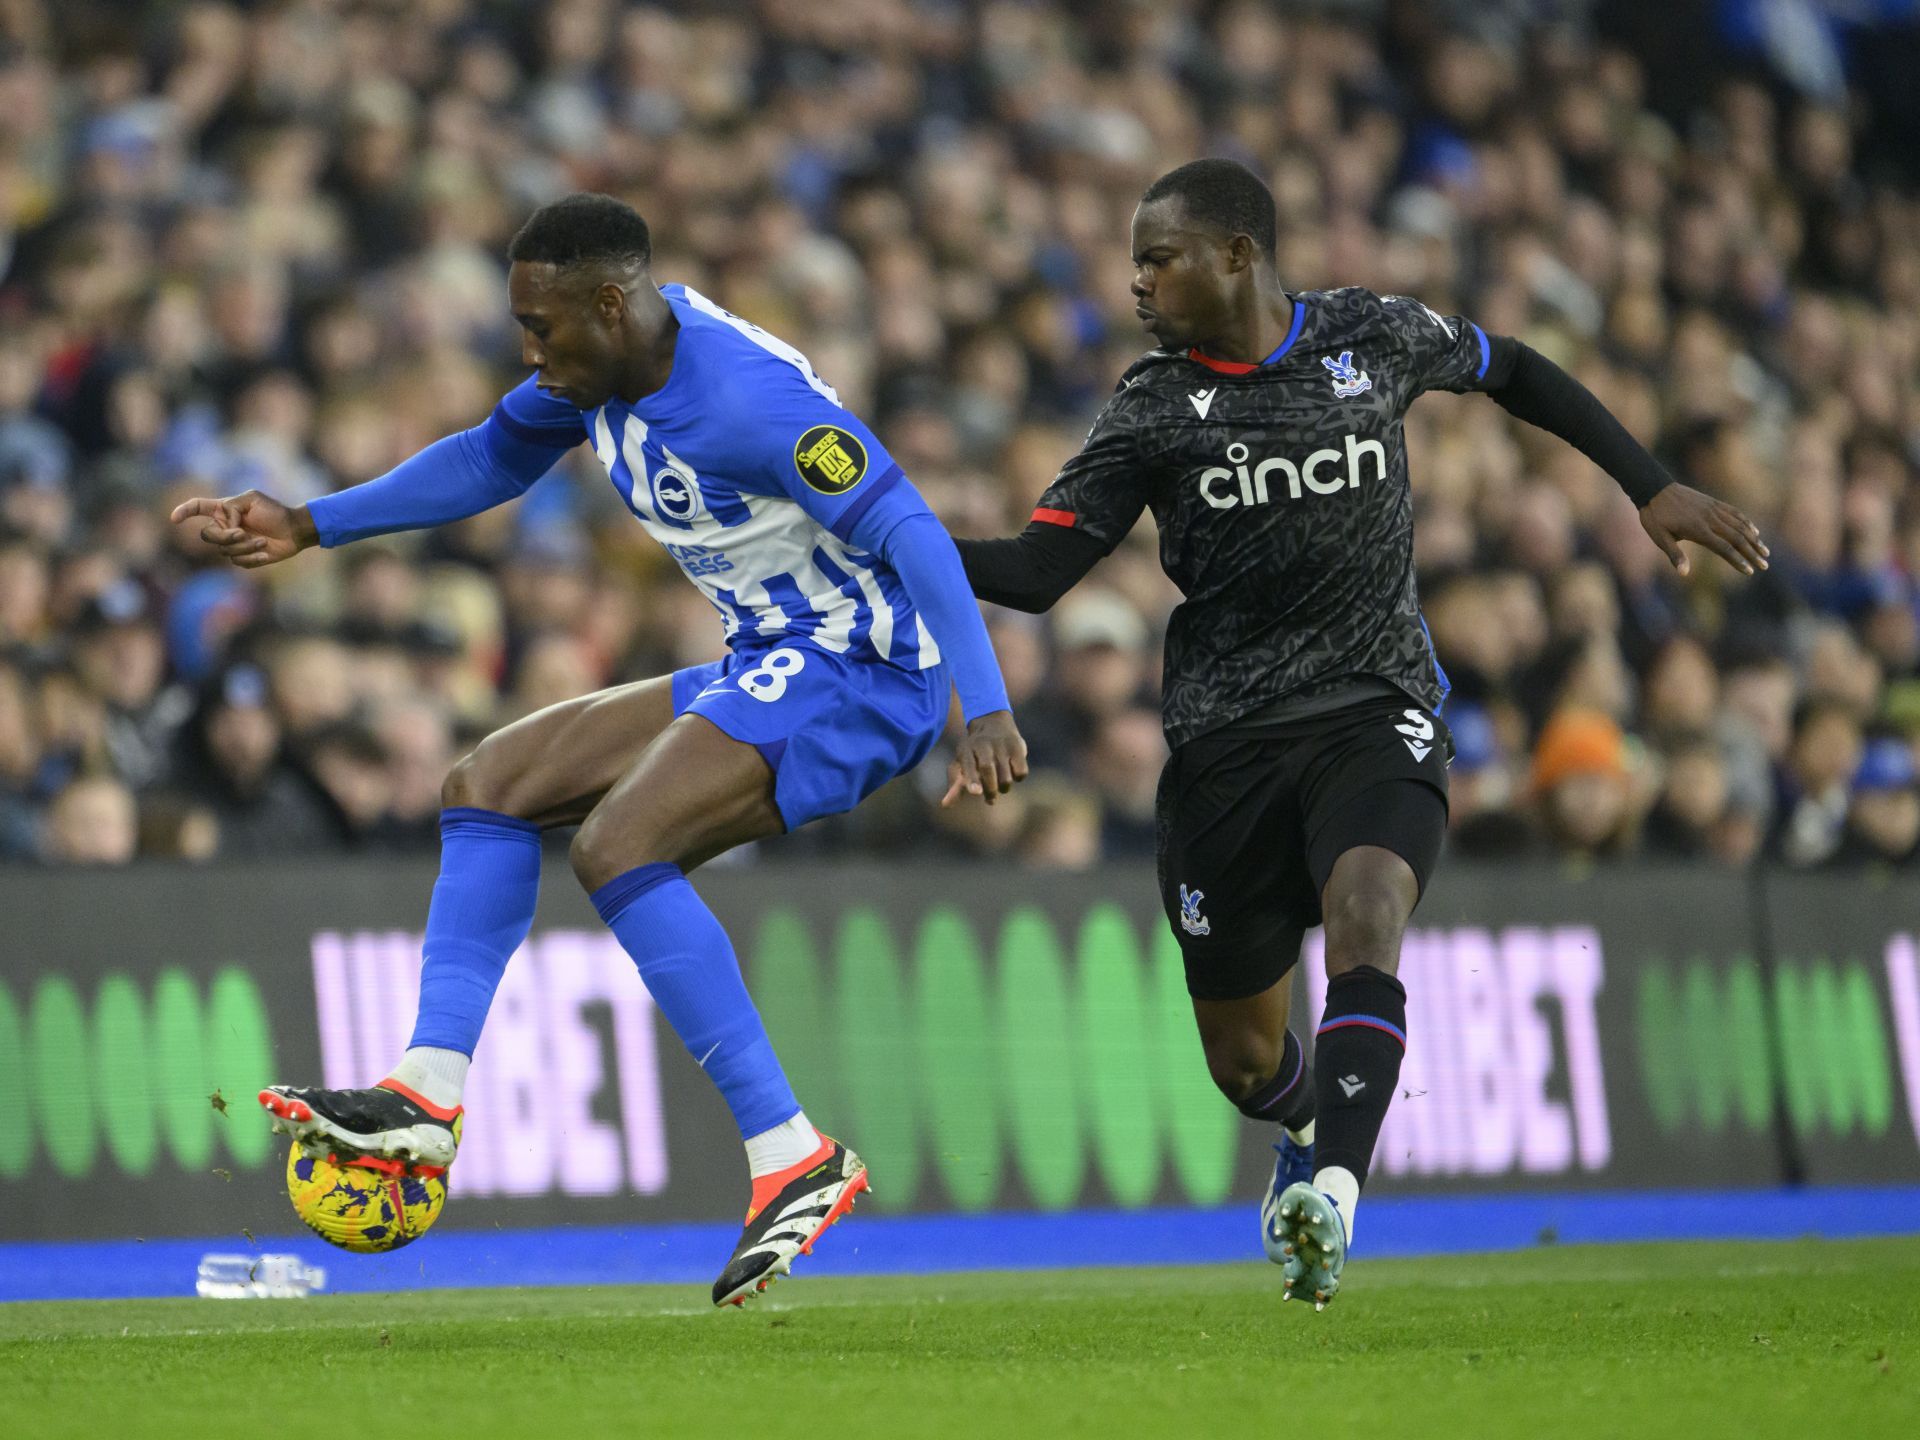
<box><xmin>407</xmin><ymin>808</ymin><xmax>543</xmax><ymax>1055</ymax></box>
<box><xmin>591</xmin><ymin>863</ymin><xmax>799</xmax><ymax>1138</ymax></box>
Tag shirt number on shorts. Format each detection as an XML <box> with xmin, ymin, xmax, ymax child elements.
<box><xmin>739</xmin><ymin>649</ymin><xmax>807</xmax><ymax>702</ymax></box>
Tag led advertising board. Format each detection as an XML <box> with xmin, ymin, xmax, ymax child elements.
<box><xmin>1</xmin><ymin>863</ymin><xmax>1914</xmax><ymax>1242</ymax></box>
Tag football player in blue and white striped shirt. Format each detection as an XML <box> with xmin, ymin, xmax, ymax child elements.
<box><xmin>174</xmin><ymin>193</ymin><xmax>1028</xmax><ymax>1306</ymax></box>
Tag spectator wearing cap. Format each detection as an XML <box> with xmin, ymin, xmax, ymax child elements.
<box><xmin>1530</xmin><ymin>708</ymin><xmax>1639</xmax><ymax>861</ymax></box>
<box><xmin>173</xmin><ymin>663</ymin><xmax>336</xmax><ymax>857</ymax></box>
<box><xmin>1827</xmin><ymin>737</ymin><xmax>1920</xmax><ymax>868</ymax></box>
<box><xmin>70</xmin><ymin>578</ymin><xmax>191</xmax><ymax>791</ymax></box>
<box><xmin>1040</xmin><ymin>586</ymin><xmax>1154</xmax><ymax>755</ymax></box>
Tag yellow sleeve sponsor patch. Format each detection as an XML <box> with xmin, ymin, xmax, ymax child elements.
<box><xmin>793</xmin><ymin>424</ymin><xmax>869</xmax><ymax>495</ymax></box>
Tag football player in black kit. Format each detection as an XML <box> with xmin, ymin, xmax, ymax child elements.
<box><xmin>955</xmin><ymin>159</ymin><xmax>1768</xmax><ymax>1310</ymax></box>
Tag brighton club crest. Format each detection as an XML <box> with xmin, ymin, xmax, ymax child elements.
<box><xmin>1321</xmin><ymin>351</ymin><xmax>1372</xmax><ymax>399</ymax></box>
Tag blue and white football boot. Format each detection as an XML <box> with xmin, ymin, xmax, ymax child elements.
<box><xmin>1260</xmin><ymin>1131</ymin><xmax>1315</xmax><ymax>1264</ymax></box>
<box><xmin>1267</xmin><ymin>1136</ymin><xmax>1313</xmax><ymax>1259</ymax></box>
<box><xmin>1271</xmin><ymin>1181</ymin><xmax>1348</xmax><ymax>1311</ymax></box>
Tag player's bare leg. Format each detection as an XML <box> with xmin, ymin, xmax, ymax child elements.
<box><xmin>263</xmin><ymin>679</ymin><xmax>679</xmax><ymax>1168</ymax></box>
<box><xmin>570</xmin><ymin>712</ymin><xmax>867</xmax><ymax>1307</ymax></box>
<box><xmin>1274</xmin><ymin>845</ymin><xmax>1417</xmax><ymax>1309</ymax></box>
<box><xmin>1192</xmin><ymin>981</ymin><xmax>1319</xmax><ymax>1261</ymax></box>
<box><xmin>443</xmin><ymin>674</ymin><xmax>681</xmax><ymax>826</ymax></box>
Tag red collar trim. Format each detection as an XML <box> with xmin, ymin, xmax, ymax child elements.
<box><xmin>1187</xmin><ymin>349</ymin><xmax>1262</xmax><ymax>374</ymax></box>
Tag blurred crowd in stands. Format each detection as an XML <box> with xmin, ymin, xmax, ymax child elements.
<box><xmin>2</xmin><ymin>0</ymin><xmax>1918</xmax><ymax>873</ymax></box>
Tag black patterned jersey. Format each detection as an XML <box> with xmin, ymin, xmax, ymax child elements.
<box><xmin>1033</xmin><ymin>286</ymin><xmax>1496</xmax><ymax>748</ymax></box>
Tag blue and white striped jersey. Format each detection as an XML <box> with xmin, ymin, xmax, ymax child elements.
<box><xmin>493</xmin><ymin>285</ymin><xmax>939</xmax><ymax>670</ymax></box>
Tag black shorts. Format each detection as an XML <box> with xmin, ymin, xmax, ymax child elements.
<box><xmin>1155</xmin><ymin>695</ymin><xmax>1451</xmax><ymax>1002</ymax></box>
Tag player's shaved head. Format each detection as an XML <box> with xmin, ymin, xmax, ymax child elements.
<box><xmin>509</xmin><ymin>193</ymin><xmax>653</xmax><ymax>274</ymax></box>
<box><xmin>1140</xmin><ymin>159</ymin><xmax>1277</xmax><ymax>259</ymax></box>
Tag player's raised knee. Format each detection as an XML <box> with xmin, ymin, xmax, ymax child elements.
<box><xmin>441</xmin><ymin>743</ymin><xmax>511</xmax><ymax>813</ymax></box>
<box><xmin>440</xmin><ymin>747</ymin><xmax>487</xmax><ymax>811</ymax></box>
<box><xmin>1202</xmin><ymin>1033</ymin><xmax>1284</xmax><ymax>1105</ymax></box>
<box><xmin>443</xmin><ymin>732</ymin><xmax>553</xmax><ymax>818</ymax></box>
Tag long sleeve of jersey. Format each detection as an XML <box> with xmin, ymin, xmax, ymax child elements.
<box><xmin>1480</xmin><ymin>335</ymin><xmax>1675</xmax><ymax>508</ymax></box>
<box><xmin>953</xmin><ymin>524</ymin><xmax>1107</xmax><ymax>613</ymax></box>
<box><xmin>843</xmin><ymin>484</ymin><xmax>1011</xmax><ymax>723</ymax></box>
<box><xmin>953</xmin><ymin>380</ymin><xmax>1150</xmax><ymax>611</ymax></box>
<box><xmin>307</xmin><ymin>379</ymin><xmax>584</xmax><ymax>548</ymax></box>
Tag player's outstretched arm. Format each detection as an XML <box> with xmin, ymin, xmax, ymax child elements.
<box><xmin>1635</xmin><ymin>484</ymin><xmax>1769</xmax><ymax>578</ymax></box>
<box><xmin>169</xmin><ymin>490</ymin><xmax>316</xmax><ymax>569</ymax></box>
<box><xmin>1481</xmin><ymin>337</ymin><xmax>1769</xmax><ymax>577</ymax></box>
<box><xmin>172</xmin><ymin>381</ymin><xmax>584</xmax><ymax>566</ymax></box>
<box><xmin>952</xmin><ymin>522</ymin><xmax>1107</xmax><ymax>613</ymax></box>
<box><xmin>952</xmin><ymin>385</ymin><xmax>1147</xmax><ymax>611</ymax></box>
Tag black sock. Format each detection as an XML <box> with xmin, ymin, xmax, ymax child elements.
<box><xmin>1312</xmin><ymin>965</ymin><xmax>1407</xmax><ymax>1188</ymax></box>
<box><xmin>1233</xmin><ymin>1029</ymin><xmax>1316</xmax><ymax>1129</ymax></box>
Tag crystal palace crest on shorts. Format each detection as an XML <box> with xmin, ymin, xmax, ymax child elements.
<box><xmin>1178</xmin><ymin>884</ymin><xmax>1211</xmax><ymax>937</ymax></box>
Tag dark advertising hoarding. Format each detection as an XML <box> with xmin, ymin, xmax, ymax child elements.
<box><xmin>1</xmin><ymin>862</ymin><xmax>1915</xmax><ymax>1242</ymax></box>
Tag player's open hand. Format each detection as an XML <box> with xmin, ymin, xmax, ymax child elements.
<box><xmin>169</xmin><ymin>490</ymin><xmax>316</xmax><ymax>569</ymax></box>
<box><xmin>1640</xmin><ymin>484</ymin><xmax>1769</xmax><ymax>578</ymax></box>
<box><xmin>943</xmin><ymin>710</ymin><xmax>1030</xmax><ymax>807</ymax></box>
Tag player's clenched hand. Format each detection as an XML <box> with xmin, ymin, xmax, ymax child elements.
<box><xmin>942</xmin><ymin>710</ymin><xmax>1030</xmax><ymax>807</ymax></box>
<box><xmin>1640</xmin><ymin>484</ymin><xmax>1769</xmax><ymax>578</ymax></box>
<box><xmin>169</xmin><ymin>490</ymin><xmax>317</xmax><ymax>569</ymax></box>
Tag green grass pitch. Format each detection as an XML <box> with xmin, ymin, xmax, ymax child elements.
<box><xmin>6</xmin><ymin>1239</ymin><xmax>1916</xmax><ymax>1439</ymax></box>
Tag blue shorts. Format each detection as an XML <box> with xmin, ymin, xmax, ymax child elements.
<box><xmin>672</xmin><ymin>641</ymin><xmax>951</xmax><ymax>831</ymax></box>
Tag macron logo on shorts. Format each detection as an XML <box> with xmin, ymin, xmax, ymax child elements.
<box><xmin>1394</xmin><ymin>708</ymin><xmax>1434</xmax><ymax>762</ymax></box>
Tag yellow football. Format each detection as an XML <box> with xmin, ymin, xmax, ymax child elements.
<box><xmin>285</xmin><ymin>1141</ymin><xmax>449</xmax><ymax>1253</ymax></box>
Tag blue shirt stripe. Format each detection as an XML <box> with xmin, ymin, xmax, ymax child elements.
<box><xmin>713</xmin><ymin>587</ymin><xmax>762</xmax><ymax>646</ymax></box>
<box><xmin>810</xmin><ymin>546</ymin><xmax>877</xmax><ymax>659</ymax></box>
<box><xmin>760</xmin><ymin>572</ymin><xmax>827</xmax><ymax>642</ymax></box>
